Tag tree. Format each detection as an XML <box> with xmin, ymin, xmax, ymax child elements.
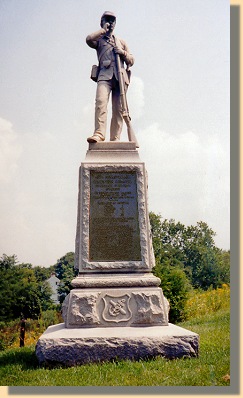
<box><xmin>33</xmin><ymin>265</ymin><xmax>52</xmax><ymax>282</ymax></box>
<box><xmin>54</xmin><ymin>252</ymin><xmax>78</xmax><ymax>303</ymax></box>
<box><xmin>150</xmin><ymin>212</ymin><xmax>187</xmax><ymax>266</ymax></box>
<box><xmin>0</xmin><ymin>255</ymin><xmax>19</xmax><ymax>320</ymax></box>
<box><xmin>150</xmin><ymin>213</ymin><xmax>192</xmax><ymax>322</ymax></box>
<box><xmin>150</xmin><ymin>213</ymin><xmax>230</xmax><ymax>291</ymax></box>
<box><xmin>149</xmin><ymin>213</ymin><xmax>230</xmax><ymax>322</ymax></box>
<box><xmin>183</xmin><ymin>222</ymin><xmax>230</xmax><ymax>289</ymax></box>
<box><xmin>0</xmin><ymin>254</ymin><xmax>53</xmax><ymax>321</ymax></box>
<box><xmin>216</xmin><ymin>249</ymin><xmax>230</xmax><ymax>283</ymax></box>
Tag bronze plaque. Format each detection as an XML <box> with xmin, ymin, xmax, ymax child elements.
<box><xmin>89</xmin><ymin>171</ymin><xmax>141</xmax><ymax>261</ymax></box>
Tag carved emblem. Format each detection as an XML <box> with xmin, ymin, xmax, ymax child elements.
<box><xmin>69</xmin><ymin>293</ymin><xmax>100</xmax><ymax>326</ymax></box>
<box><xmin>102</xmin><ymin>294</ymin><xmax>132</xmax><ymax>323</ymax></box>
<box><xmin>132</xmin><ymin>292</ymin><xmax>165</xmax><ymax>325</ymax></box>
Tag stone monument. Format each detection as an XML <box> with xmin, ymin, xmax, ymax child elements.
<box><xmin>35</xmin><ymin>12</ymin><xmax>199</xmax><ymax>366</ymax></box>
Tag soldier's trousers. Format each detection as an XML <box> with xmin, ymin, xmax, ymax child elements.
<box><xmin>94</xmin><ymin>77</ymin><xmax>127</xmax><ymax>141</ymax></box>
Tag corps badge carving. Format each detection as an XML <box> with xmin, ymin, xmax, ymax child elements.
<box><xmin>102</xmin><ymin>294</ymin><xmax>132</xmax><ymax>323</ymax></box>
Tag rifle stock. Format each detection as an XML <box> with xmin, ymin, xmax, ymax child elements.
<box><xmin>123</xmin><ymin>115</ymin><xmax>137</xmax><ymax>144</ymax></box>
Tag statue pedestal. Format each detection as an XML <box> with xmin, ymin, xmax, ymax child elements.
<box><xmin>35</xmin><ymin>323</ymin><xmax>198</xmax><ymax>366</ymax></box>
<box><xmin>36</xmin><ymin>142</ymin><xmax>199</xmax><ymax>365</ymax></box>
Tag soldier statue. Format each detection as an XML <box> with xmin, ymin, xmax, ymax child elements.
<box><xmin>86</xmin><ymin>11</ymin><xmax>136</xmax><ymax>144</ymax></box>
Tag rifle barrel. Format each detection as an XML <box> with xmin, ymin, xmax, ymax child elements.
<box><xmin>114</xmin><ymin>38</ymin><xmax>139</xmax><ymax>147</ymax></box>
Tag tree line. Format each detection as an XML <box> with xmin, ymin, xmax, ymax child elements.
<box><xmin>149</xmin><ymin>212</ymin><xmax>230</xmax><ymax>322</ymax></box>
<box><xmin>0</xmin><ymin>212</ymin><xmax>230</xmax><ymax>324</ymax></box>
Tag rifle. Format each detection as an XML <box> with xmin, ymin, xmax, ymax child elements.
<box><xmin>114</xmin><ymin>37</ymin><xmax>139</xmax><ymax>148</ymax></box>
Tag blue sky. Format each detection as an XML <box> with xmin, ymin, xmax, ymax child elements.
<box><xmin>0</xmin><ymin>0</ymin><xmax>230</xmax><ymax>266</ymax></box>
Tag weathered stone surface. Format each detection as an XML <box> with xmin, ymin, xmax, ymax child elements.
<box><xmin>132</xmin><ymin>292</ymin><xmax>166</xmax><ymax>325</ymax></box>
<box><xmin>35</xmin><ymin>323</ymin><xmax>199</xmax><ymax>366</ymax></box>
<box><xmin>71</xmin><ymin>272</ymin><xmax>161</xmax><ymax>288</ymax></box>
<box><xmin>75</xmin><ymin>146</ymin><xmax>155</xmax><ymax>273</ymax></box>
<box><xmin>62</xmin><ymin>287</ymin><xmax>169</xmax><ymax>328</ymax></box>
<box><xmin>89</xmin><ymin>142</ymin><xmax>137</xmax><ymax>151</ymax></box>
<box><xmin>36</xmin><ymin>143</ymin><xmax>200</xmax><ymax>367</ymax></box>
<box><xmin>68</xmin><ymin>292</ymin><xmax>100</xmax><ymax>327</ymax></box>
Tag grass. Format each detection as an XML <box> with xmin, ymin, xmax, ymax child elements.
<box><xmin>0</xmin><ymin>308</ymin><xmax>230</xmax><ymax>386</ymax></box>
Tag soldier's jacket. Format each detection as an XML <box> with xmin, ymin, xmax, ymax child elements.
<box><xmin>86</xmin><ymin>28</ymin><xmax>134</xmax><ymax>85</ymax></box>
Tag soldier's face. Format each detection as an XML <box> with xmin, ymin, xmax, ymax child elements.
<box><xmin>103</xmin><ymin>17</ymin><xmax>116</xmax><ymax>32</ymax></box>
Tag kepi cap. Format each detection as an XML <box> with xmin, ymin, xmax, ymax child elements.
<box><xmin>101</xmin><ymin>11</ymin><xmax>116</xmax><ymax>20</ymax></box>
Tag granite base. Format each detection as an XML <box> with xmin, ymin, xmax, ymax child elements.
<box><xmin>35</xmin><ymin>323</ymin><xmax>199</xmax><ymax>366</ymax></box>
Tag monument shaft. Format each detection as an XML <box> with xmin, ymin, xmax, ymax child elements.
<box><xmin>65</xmin><ymin>142</ymin><xmax>168</xmax><ymax>328</ymax></box>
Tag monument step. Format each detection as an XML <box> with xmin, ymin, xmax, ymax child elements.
<box><xmin>36</xmin><ymin>323</ymin><xmax>199</xmax><ymax>366</ymax></box>
<box><xmin>71</xmin><ymin>272</ymin><xmax>161</xmax><ymax>288</ymax></box>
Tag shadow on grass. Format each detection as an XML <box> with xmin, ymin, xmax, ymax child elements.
<box><xmin>0</xmin><ymin>347</ymin><xmax>39</xmax><ymax>370</ymax></box>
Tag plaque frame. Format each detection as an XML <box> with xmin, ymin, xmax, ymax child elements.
<box><xmin>75</xmin><ymin>163</ymin><xmax>155</xmax><ymax>273</ymax></box>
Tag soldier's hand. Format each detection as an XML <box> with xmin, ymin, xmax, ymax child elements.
<box><xmin>114</xmin><ymin>45</ymin><xmax>124</xmax><ymax>55</ymax></box>
<box><xmin>103</xmin><ymin>22</ymin><xmax>110</xmax><ymax>32</ymax></box>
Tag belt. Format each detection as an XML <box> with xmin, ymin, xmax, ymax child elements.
<box><xmin>102</xmin><ymin>60</ymin><xmax>116</xmax><ymax>68</ymax></box>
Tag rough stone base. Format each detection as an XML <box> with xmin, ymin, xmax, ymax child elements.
<box><xmin>35</xmin><ymin>323</ymin><xmax>199</xmax><ymax>366</ymax></box>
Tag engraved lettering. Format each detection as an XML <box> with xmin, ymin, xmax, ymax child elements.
<box><xmin>89</xmin><ymin>171</ymin><xmax>141</xmax><ymax>261</ymax></box>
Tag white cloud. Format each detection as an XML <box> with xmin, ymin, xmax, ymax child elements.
<box><xmin>80</xmin><ymin>103</ymin><xmax>95</xmax><ymax>135</ymax></box>
<box><xmin>0</xmin><ymin>117</ymin><xmax>22</xmax><ymax>182</ymax></box>
<box><xmin>0</xmin><ymin>125</ymin><xmax>77</xmax><ymax>266</ymax></box>
<box><xmin>138</xmin><ymin>123</ymin><xmax>230</xmax><ymax>249</ymax></box>
<box><xmin>0</xmin><ymin>191</ymin><xmax>75</xmax><ymax>266</ymax></box>
<box><xmin>127</xmin><ymin>76</ymin><xmax>145</xmax><ymax>120</ymax></box>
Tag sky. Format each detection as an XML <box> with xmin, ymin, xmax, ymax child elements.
<box><xmin>0</xmin><ymin>0</ymin><xmax>230</xmax><ymax>267</ymax></box>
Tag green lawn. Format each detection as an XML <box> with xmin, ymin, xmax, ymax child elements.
<box><xmin>0</xmin><ymin>308</ymin><xmax>230</xmax><ymax>386</ymax></box>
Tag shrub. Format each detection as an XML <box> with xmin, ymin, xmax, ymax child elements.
<box><xmin>153</xmin><ymin>262</ymin><xmax>192</xmax><ymax>323</ymax></box>
<box><xmin>0</xmin><ymin>319</ymin><xmax>20</xmax><ymax>351</ymax></box>
<box><xmin>0</xmin><ymin>309</ymin><xmax>63</xmax><ymax>350</ymax></box>
<box><xmin>184</xmin><ymin>284</ymin><xmax>230</xmax><ymax>320</ymax></box>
